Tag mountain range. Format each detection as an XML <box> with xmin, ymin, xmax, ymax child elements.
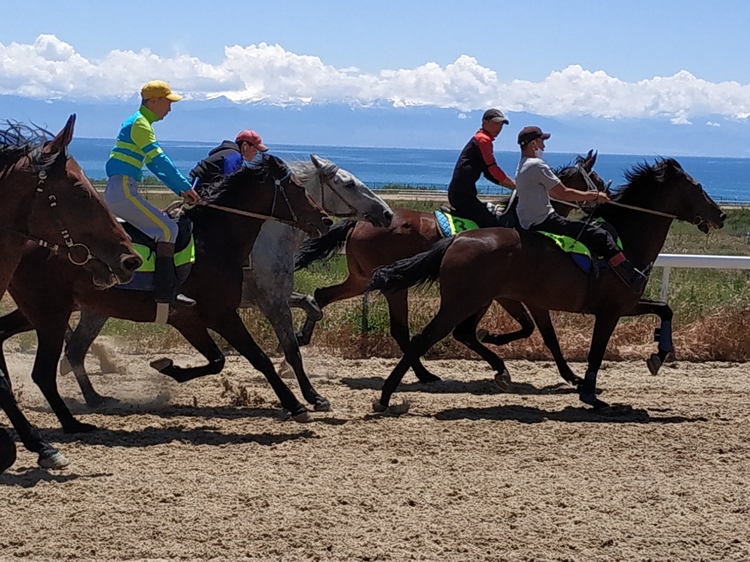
<box><xmin>3</xmin><ymin>95</ymin><xmax>750</xmax><ymax>157</ymax></box>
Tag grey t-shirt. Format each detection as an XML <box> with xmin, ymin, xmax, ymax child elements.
<box><xmin>515</xmin><ymin>156</ymin><xmax>561</xmax><ymax>229</ymax></box>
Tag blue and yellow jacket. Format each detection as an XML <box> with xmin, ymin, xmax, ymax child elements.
<box><xmin>105</xmin><ymin>106</ymin><xmax>192</xmax><ymax>195</ymax></box>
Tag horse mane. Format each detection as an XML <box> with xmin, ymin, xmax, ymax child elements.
<box><xmin>0</xmin><ymin>121</ymin><xmax>51</xmax><ymax>174</ymax></box>
<box><xmin>592</xmin><ymin>158</ymin><xmax>679</xmax><ymax>220</ymax></box>
<box><xmin>193</xmin><ymin>164</ymin><xmax>268</xmax><ymax>205</ymax></box>
<box><xmin>287</xmin><ymin>160</ymin><xmax>322</xmax><ymax>193</ymax></box>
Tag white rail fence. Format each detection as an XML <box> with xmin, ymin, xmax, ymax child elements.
<box><xmin>654</xmin><ymin>254</ymin><xmax>750</xmax><ymax>301</ymax></box>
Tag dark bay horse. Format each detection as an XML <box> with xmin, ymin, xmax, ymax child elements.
<box><xmin>0</xmin><ymin>116</ymin><xmax>141</xmax><ymax>470</ymax></box>
<box><xmin>295</xmin><ymin>151</ymin><xmax>613</xmax><ymax>386</ymax></box>
<box><xmin>368</xmin><ymin>158</ymin><xmax>726</xmax><ymax>412</ymax></box>
<box><xmin>1</xmin><ymin>155</ymin><xmax>330</xmax><ymax>433</ymax></box>
<box><xmin>50</xmin><ymin>155</ymin><xmax>392</xmax><ymax>412</ymax></box>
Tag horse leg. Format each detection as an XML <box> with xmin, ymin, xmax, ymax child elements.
<box><xmin>385</xmin><ymin>290</ymin><xmax>441</xmax><ymax>384</ymax></box>
<box><xmin>149</xmin><ymin>320</ymin><xmax>225</xmax><ymax>382</ymax></box>
<box><xmin>451</xmin><ymin>305</ymin><xmax>513</xmax><ymax>390</ymax></box>
<box><xmin>0</xmin><ymin>426</ymin><xmax>16</xmax><ymax>473</ymax></box>
<box><xmin>479</xmin><ymin>298</ymin><xmax>535</xmax><ymax>346</ymax></box>
<box><xmin>526</xmin><ymin>306</ymin><xmax>583</xmax><ymax>387</ymax></box>
<box><xmin>625</xmin><ymin>299</ymin><xmax>674</xmax><ymax>375</ymax></box>
<box><xmin>32</xmin><ymin>322</ymin><xmax>98</xmax><ymax>434</ymax></box>
<box><xmin>261</xmin><ymin>299</ymin><xmax>331</xmax><ymax>412</ymax></box>
<box><xmin>298</xmin><ymin>275</ymin><xmax>368</xmax><ymax>347</ymax></box>
<box><xmin>0</xmin><ymin>309</ymin><xmax>35</xmax><ymax>379</ymax></box>
<box><xmin>63</xmin><ymin>309</ymin><xmax>112</xmax><ymax>408</ymax></box>
<box><xmin>377</xmin><ymin>307</ymin><xmax>472</xmax><ymax>411</ymax></box>
<box><xmin>0</xmin><ymin>368</ymin><xmax>68</xmax><ymax>468</ymax></box>
<box><xmin>579</xmin><ymin>314</ymin><xmax>620</xmax><ymax>409</ymax></box>
<box><xmin>288</xmin><ymin>292</ymin><xmax>323</xmax><ymax>346</ymax></box>
<box><xmin>207</xmin><ymin>312</ymin><xmax>309</xmax><ymax>421</ymax></box>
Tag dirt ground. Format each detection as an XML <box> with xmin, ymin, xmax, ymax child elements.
<box><xmin>1</xmin><ymin>342</ymin><xmax>749</xmax><ymax>562</ymax></box>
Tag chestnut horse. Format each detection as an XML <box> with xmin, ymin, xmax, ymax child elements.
<box><xmin>0</xmin><ymin>116</ymin><xmax>140</xmax><ymax>471</ymax></box>
<box><xmin>295</xmin><ymin>151</ymin><xmax>616</xmax><ymax>386</ymax></box>
<box><xmin>368</xmin><ymin>158</ymin><xmax>726</xmax><ymax>412</ymax></box>
<box><xmin>1</xmin><ymin>155</ymin><xmax>330</xmax><ymax>434</ymax></box>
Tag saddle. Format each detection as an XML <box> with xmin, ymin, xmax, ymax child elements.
<box><xmin>117</xmin><ymin>213</ymin><xmax>195</xmax><ymax>291</ymax></box>
<box><xmin>435</xmin><ymin>192</ymin><xmax>520</xmax><ymax>237</ymax></box>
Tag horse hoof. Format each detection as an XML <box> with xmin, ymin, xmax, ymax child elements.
<box><xmin>646</xmin><ymin>354</ymin><xmax>662</xmax><ymax>376</ymax></box>
<box><xmin>579</xmin><ymin>393</ymin><xmax>610</xmax><ymax>409</ymax></box>
<box><xmin>565</xmin><ymin>376</ymin><xmax>584</xmax><ymax>387</ymax></box>
<box><xmin>38</xmin><ymin>448</ymin><xmax>69</xmax><ymax>469</ymax></box>
<box><xmin>372</xmin><ymin>399</ymin><xmax>410</xmax><ymax>415</ymax></box>
<box><xmin>63</xmin><ymin>421</ymin><xmax>98</xmax><ymax>434</ymax></box>
<box><xmin>476</xmin><ymin>329</ymin><xmax>488</xmax><ymax>342</ymax></box>
<box><xmin>149</xmin><ymin>358</ymin><xmax>174</xmax><ymax>372</ymax></box>
<box><xmin>85</xmin><ymin>395</ymin><xmax>121</xmax><ymax>410</ymax></box>
<box><xmin>416</xmin><ymin>373</ymin><xmax>441</xmax><ymax>384</ymax></box>
<box><xmin>493</xmin><ymin>370</ymin><xmax>512</xmax><ymax>392</ymax></box>
<box><xmin>291</xmin><ymin>411</ymin><xmax>312</xmax><ymax>423</ymax></box>
<box><xmin>0</xmin><ymin>430</ymin><xmax>17</xmax><ymax>473</ymax></box>
<box><xmin>314</xmin><ymin>397</ymin><xmax>332</xmax><ymax>412</ymax></box>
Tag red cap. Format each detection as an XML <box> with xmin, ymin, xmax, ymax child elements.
<box><xmin>235</xmin><ymin>130</ymin><xmax>269</xmax><ymax>152</ymax></box>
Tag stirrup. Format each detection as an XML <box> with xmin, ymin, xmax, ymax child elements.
<box><xmin>174</xmin><ymin>293</ymin><xmax>196</xmax><ymax>307</ymax></box>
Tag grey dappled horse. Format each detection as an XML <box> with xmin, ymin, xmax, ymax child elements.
<box><xmin>60</xmin><ymin>155</ymin><xmax>392</xmax><ymax>411</ymax></box>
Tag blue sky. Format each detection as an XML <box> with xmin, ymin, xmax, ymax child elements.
<box><xmin>2</xmin><ymin>0</ymin><xmax>750</xmax><ymax>154</ymax></box>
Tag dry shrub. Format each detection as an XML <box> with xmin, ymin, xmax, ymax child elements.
<box><xmin>675</xmin><ymin>306</ymin><xmax>750</xmax><ymax>361</ymax></box>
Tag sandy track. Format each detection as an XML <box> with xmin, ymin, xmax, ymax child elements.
<box><xmin>1</xmin><ymin>346</ymin><xmax>749</xmax><ymax>562</ymax></box>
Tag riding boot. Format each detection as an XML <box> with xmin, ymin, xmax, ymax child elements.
<box><xmin>155</xmin><ymin>242</ymin><xmax>196</xmax><ymax>307</ymax></box>
<box><xmin>609</xmin><ymin>253</ymin><xmax>648</xmax><ymax>294</ymax></box>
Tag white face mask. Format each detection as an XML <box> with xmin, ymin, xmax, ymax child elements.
<box><xmin>533</xmin><ymin>147</ymin><xmax>544</xmax><ymax>159</ymax></box>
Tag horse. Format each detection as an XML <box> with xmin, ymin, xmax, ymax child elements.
<box><xmin>0</xmin><ymin>115</ymin><xmax>141</xmax><ymax>471</ymax></box>
<box><xmin>294</xmin><ymin>150</ymin><xmax>623</xmax><ymax>386</ymax></box>
<box><xmin>367</xmin><ymin>158</ymin><xmax>726</xmax><ymax>412</ymax></box>
<box><xmin>0</xmin><ymin>154</ymin><xmax>331</xmax><ymax>433</ymax></box>
<box><xmin>51</xmin><ymin>155</ymin><xmax>392</xmax><ymax>411</ymax></box>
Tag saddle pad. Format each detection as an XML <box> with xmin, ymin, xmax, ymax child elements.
<box><xmin>434</xmin><ymin>211</ymin><xmax>479</xmax><ymax>238</ymax></box>
<box><xmin>131</xmin><ymin>235</ymin><xmax>196</xmax><ymax>273</ymax></box>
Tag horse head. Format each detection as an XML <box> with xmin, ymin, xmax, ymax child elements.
<box><xmin>554</xmin><ymin>150</ymin><xmax>610</xmax><ymax>213</ymax></box>
<box><xmin>262</xmin><ymin>154</ymin><xmax>331</xmax><ymax>238</ymax></box>
<box><xmin>299</xmin><ymin>154</ymin><xmax>393</xmax><ymax>228</ymax></box>
<box><xmin>659</xmin><ymin>158</ymin><xmax>726</xmax><ymax>233</ymax></box>
<box><xmin>4</xmin><ymin>115</ymin><xmax>141</xmax><ymax>288</ymax></box>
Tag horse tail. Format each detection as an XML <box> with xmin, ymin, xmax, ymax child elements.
<box><xmin>368</xmin><ymin>237</ymin><xmax>454</xmax><ymax>293</ymax></box>
<box><xmin>295</xmin><ymin>218</ymin><xmax>357</xmax><ymax>270</ymax></box>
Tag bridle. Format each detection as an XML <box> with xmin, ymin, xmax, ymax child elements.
<box><xmin>315</xmin><ymin>164</ymin><xmax>361</xmax><ymax>218</ymax></box>
<box><xmin>0</xmin><ymin>161</ymin><xmax>94</xmax><ymax>266</ymax></box>
<box><xmin>202</xmin><ymin>168</ymin><xmax>302</xmax><ymax>226</ymax></box>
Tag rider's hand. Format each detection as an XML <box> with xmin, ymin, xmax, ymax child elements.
<box><xmin>182</xmin><ymin>187</ymin><xmax>201</xmax><ymax>205</ymax></box>
<box><xmin>593</xmin><ymin>191</ymin><xmax>610</xmax><ymax>204</ymax></box>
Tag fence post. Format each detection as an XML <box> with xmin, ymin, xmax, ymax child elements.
<box><xmin>660</xmin><ymin>266</ymin><xmax>671</xmax><ymax>303</ymax></box>
<box><xmin>361</xmin><ymin>292</ymin><xmax>370</xmax><ymax>334</ymax></box>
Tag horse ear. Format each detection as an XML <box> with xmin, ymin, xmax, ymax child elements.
<box><xmin>42</xmin><ymin>114</ymin><xmax>76</xmax><ymax>157</ymax></box>
<box><xmin>310</xmin><ymin>154</ymin><xmax>324</xmax><ymax>169</ymax></box>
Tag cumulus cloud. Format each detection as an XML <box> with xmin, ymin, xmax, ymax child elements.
<box><xmin>3</xmin><ymin>35</ymin><xmax>750</xmax><ymax>121</ymax></box>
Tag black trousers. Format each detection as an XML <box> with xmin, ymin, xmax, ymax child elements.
<box><xmin>448</xmin><ymin>191</ymin><xmax>498</xmax><ymax>228</ymax></box>
<box><xmin>530</xmin><ymin>213</ymin><xmax>621</xmax><ymax>260</ymax></box>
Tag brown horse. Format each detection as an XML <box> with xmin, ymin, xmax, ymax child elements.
<box><xmin>2</xmin><ymin>155</ymin><xmax>330</xmax><ymax>434</ymax></box>
<box><xmin>295</xmin><ymin>151</ymin><xmax>611</xmax><ymax>385</ymax></box>
<box><xmin>0</xmin><ymin>116</ymin><xmax>141</xmax><ymax>470</ymax></box>
<box><xmin>368</xmin><ymin>158</ymin><xmax>726</xmax><ymax>411</ymax></box>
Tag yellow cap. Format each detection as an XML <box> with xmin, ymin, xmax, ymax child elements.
<box><xmin>140</xmin><ymin>80</ymin><xmax>183</xmax><ymax>102</ymax></box>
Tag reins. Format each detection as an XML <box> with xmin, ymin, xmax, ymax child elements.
<box><xmin>199</xmin><ymin>170</ymin><xmax>300</xmax><ymax>227</ymax></box>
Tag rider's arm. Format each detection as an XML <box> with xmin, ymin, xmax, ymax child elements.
<box><xmin>476</xmin><ymin>133</ymin><xmax>510</xmax><ymax>186</ymax></box>
<box><xmin>549</xmin><ymin>182</ymin><xmax>607</xmax><ymax>203</ymax></box>
<box><xmin>131</xmin><ymin>118</ymin><xmax>193</xmax><ymax>196</ymax></box>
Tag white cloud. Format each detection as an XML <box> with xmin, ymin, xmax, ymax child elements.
<box><xmin>3</xmin><ymin>35</ymin><xmax>750</xmax><ymax>122</ymax></box>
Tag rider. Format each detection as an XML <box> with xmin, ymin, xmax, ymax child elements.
<box><xmin>189</xmin><ymin>129</ymin><xmax>269</xmax><ymax>189</ymax></box>
<box><xmin>448</xmin><ymin>108</ymin><xmax>516</xmax><ymax>227</ymax></box>
<box><xmin>514</xmin><ymin>125</ymin><xmax>648</xmax><ymax>293</ymax></box>
<box><xmin>105</xmin><ymin>80</ymin><xmax>201</xmax><ymax>308</ymax></box>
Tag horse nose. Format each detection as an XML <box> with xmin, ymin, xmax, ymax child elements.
<box><xmin>384</xmin><ymin>209</ymin><xmax>394</xmax><ymax>223</ymax></box>
<box><xmin>121</xmin><ymin>253</ymin><xmax>143</xmax><ymax>273</ymax></box>
<box><xmin>322</xmin><ymin>216</ymin><xmax>333</xmax><ymax>226</ymax></box>
<box><xmin>720</xmin><ymin>211</ymin><xmax>727</xmax><ymax>222</ymax></box>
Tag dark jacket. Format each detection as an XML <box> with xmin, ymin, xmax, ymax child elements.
<box><xmin>189</xmin><ymin>141</ymin><xmax>243</xmax><ymax>187</ymax></box>
<box><xmin>448</xmin><ymin>129</ymin><xmax>508</xmax><ymax>204</ymax></box>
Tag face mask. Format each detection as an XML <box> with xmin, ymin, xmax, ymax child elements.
<box><xmin>533</xmin><ymin>147</ymin><xmax>544</xmax><ymax>159</ymax></box>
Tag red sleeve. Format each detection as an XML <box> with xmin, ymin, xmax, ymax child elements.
<box><xmin>476</xmin><ymin>131</ymin><xmax>508</xmax><ymax>183</ymax></box>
